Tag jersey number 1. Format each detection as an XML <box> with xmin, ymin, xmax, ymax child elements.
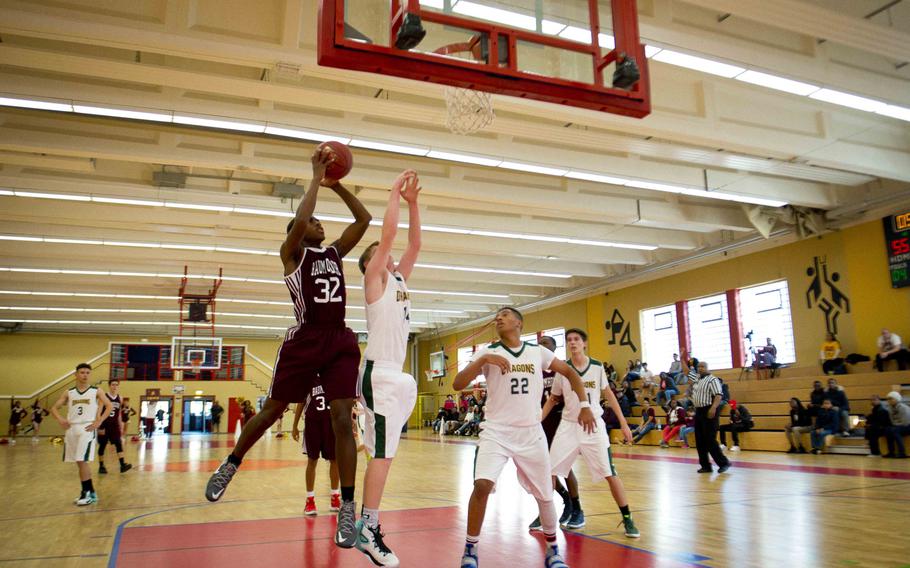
<box><xmin>314</xmin><ymin>277</ymin><xmax>342</xmax><ymax>304</ymax></box>
<box><xmin>510</xmin><ymin>377</ymin><xmax>529</xmax><ymax>395</ymax></box>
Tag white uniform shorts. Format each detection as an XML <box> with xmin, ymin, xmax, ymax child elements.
<box><xmin>550</xmin><ymin>417</ymin><xmax>617</xmax><ymax>482</ymax></box>
<box><xmin>64</xmin><ymin>425</ymin><xmax>96</xmax><ymax>463</ymax></box>
<box><xmin>474</xmin><ymin>423</ymin><xmax>553</xmax><ymax>501</ymax></box>
<box><xmin>358</xmin><ymin>361</ymin><xmax>417</xmax><ymax>459</ymax></box>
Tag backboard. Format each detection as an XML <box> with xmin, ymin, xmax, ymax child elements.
<box><xmin>171</xmin><ymin>336</ymin><xmax>223</xmax><ymax>370</ymax></box>
<box><xmin>318</xmin><ymin>0</ymin><xmax>650</xmax><ymax>117</ymax></box>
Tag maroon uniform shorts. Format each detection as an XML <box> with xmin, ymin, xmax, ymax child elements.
<box><xmin>269</xmin><ymin>325</ymin><xmax>360</xmax><ymax>403</ymax></box>
<box><xmin>304</xmin><ymin>415</ymin><xmax>336</xmax><ymax>460</ymax></box>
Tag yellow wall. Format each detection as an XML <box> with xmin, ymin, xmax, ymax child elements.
<box><xmin>418</xmin><ymin>219</ymin><xmax>910</xmax><ymax>381</ymax></box>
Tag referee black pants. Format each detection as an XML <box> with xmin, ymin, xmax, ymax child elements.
<box><xmin>694</xmin><ymin>407</ymin><xmax>729</xmax><ymax>470</ymax></box>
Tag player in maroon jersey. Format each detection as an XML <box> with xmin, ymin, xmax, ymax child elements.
<box><xmin>206</xmin><ymin>146</ymin><xmax>371</xmax><ymax>548</ymax></box>
<box><xmin>292</xmin><ymin>383</ymin><xmax>340</xmax><ymax>516</ymax></box>
<box><xmin>97</xmin><ymin>380</ymin><xmax>132</xmax><ymax>474</ymax></box>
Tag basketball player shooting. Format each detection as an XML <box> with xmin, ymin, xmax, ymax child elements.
<box><xmin>205</xmin><ymin>145</ymin><xmax>371</xmax><ymax>550</ymax></box>
<box><xmin>454</xmin><ymin>307</ymin><xmax>596</xmax><ymax>568</ymax></box>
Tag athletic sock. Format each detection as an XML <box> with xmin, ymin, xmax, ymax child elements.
<box><xmin>81</xmin><ymin>479</ymin><xmax>91</xmax><ymax>495</ymax></box>
<box><xmin>361</xmin><ymin>507</ymin><xmax>379</xmax><ymax>529</ymax></box>
<box><xmin>227</xmin><ymin>453</ymin><xmax>242</xmax><ymax>467</ymax></box>
<box><xmin>619</xmin><ymin>505</ymin><xmax>631</xmax><ymax>518</ymax></box>
<box><xmin>331</xmin><ymin>488</ymin><xmax>340</xmax><ymax>495</ymax></box>
<box><xmin>341</xmin><ymin>486</ymin><xmax>355</xmax><ymax>502</ymax></box>
<box><xmin>554</xmin><ymin>480</ymin><xmax>569</xmax><ymax>502</ymax></box>
<box><xmin>85</xmin><ymin>479</ymin><xmax>94</xmax><ymax>493</ymax></box>
<box><xmin>307</xmin><ymin>491</ymin><xmax>315</xmax><ymax>498</ymax></box>
<box><xmin>571</xmin><ymin>497</ymin><xmax>581</xmax><ymax>511</ymax></box>
<box><xmin>465</xmin><ymin>535</ymin><xmax>479</xmax><ymax>547</ymax></box>
<box><xmin>543</xmin><ymin>532</ymin><xmax>557</xmax><ymax>544</ymax></box>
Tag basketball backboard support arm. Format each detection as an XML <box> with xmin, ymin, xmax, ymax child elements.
<box><xmin>177</xmin><ymin>266</ymin><xmax>223</xmax><ymax>337</ymax></box>
<box><xmin>317</xmin><ymin>0</ymin><xmax>650</xmax><ymax>117</ymax></box>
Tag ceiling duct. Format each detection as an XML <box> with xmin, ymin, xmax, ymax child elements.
<box><xmin>153</xmin><ymin>171</ymin><xmax>187</xmax><ymax>188</ymax></box>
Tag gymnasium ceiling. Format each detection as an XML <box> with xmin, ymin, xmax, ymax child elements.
<box><xmin>0</xmin><ymin>0</ymin><xmax>908</xmax><ymax>340</ymax></box>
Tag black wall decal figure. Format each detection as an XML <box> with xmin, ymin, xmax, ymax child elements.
<box><xmin>805</xmin><ymin>256</ymin><xmax>850</xmax><ymax>335</ymax></box>
<box><xmin>606</xmin><ymin>308</ymin><xmax>638</xmax><ymax>353</ymax></box>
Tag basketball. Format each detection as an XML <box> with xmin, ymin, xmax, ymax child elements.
<box><xmin>317</xmin><ymin>141</ymin><xmax>353</xmax><ymax>181</ymax></box>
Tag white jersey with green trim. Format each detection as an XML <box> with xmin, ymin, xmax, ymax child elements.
<box><xmin>472</xmin><ymin>341</ymin><xmax>555</xmax><ymax>428</ymax></box>
<box><xmin>363</xmin><ymin>270</ymin><xmax>410</xmax><ymax>369</ymax></box>
<box><xmin>552</xmin><ymin>357</ymin><xmax>607</xmax><ymax>423</ymax></box>
<box><xmin>67</xmin><ymin>386</ymin><xmax>99</xmax><ymax>425</ymax></box>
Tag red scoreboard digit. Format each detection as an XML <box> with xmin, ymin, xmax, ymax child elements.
<box><xmin>884</xmin><ymin>211</ymin><xmax>910</xmax><ymax>289</ymax></box>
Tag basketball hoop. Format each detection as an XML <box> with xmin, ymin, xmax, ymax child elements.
<box><xmin>189</xmin><ymin>355</ymin><xmax>203</xmax><ymax>375</ymax></box>
<box><xmin>444</xmin><ymin>86</ymin><xmax>494</xmax><ymax>135</ymax></box>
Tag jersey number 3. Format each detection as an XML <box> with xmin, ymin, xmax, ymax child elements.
<box><xmin>314</xmin><ymin>277</ymin><xmax>342</xmax><ymax>304</ymax></box>
<box><xmin>510</xmin><ymin>377</ymin><xmax>529</xmax><ymax>395</ymax></box>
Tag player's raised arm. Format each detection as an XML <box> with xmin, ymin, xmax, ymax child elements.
<box><xmin>281</xmin><ymin>148</ymin><xmax>333</xmax><ymax>263</ymax></box>
<box><xmin>329</xmin><ymin>181</ymin><xmax>373</xmax><ymax>258</ymax></box>
<box><xmin>549</xmin><ymin>359</ymin><xmax>596</xmax><ymax>433</ymax></box>
<box><xmin>364</xmin><ymin>170</ymin><xmax>413</xmax><ymax>302</ymax></box>
<box><xmin>394</xmin><ymin>172</ymin><xmax>421</xmax><ymax>280</ymax></box>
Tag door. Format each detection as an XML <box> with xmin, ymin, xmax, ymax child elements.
<box><xmin>140</xmin><ymin>397</ymin><xmax>173</xmax><ymax>435</ymax></box>
<box><xmin>182</xmin><ymin>397</ymin><xmax>213</xmax><ymax>433</ymax></box>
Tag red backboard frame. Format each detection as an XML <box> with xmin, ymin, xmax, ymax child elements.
<box><xmin>317</xmin><ymin>0</ymin><xmax>651</xmax><ymax>118</ymax></box>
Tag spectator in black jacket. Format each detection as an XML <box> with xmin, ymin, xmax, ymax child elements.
<box><xmin>807</xmin><ymin>381</ymin><xmax>826</xmax><ymax>417</ymax></box>
<box><xmin>785</xmin><ymin>397</ymin><xmax>812</xmax><ymax>453</ymax></box>
<box><xmin>621</xmin><ymin>380</ymin><xmax>639</xmax><ymax>408</ymax></box>
<box><xmin>719</xmin><ymin>401</ymin><xmax>753</xmax><ymax>451</ymax></box>
<box><xmin>811</xmin><ymin>399</ymin><xmax>838</xmax><ymax>454</ymax></box>
<box><xmin>864</xmin><ymin>395</ymin><xmax>891</xmax><ymax>457</ymax></box>
<box><xmin>826</xmin><ymin>378</ymin><xmax>851</xmax><ymax>435</ymax></box>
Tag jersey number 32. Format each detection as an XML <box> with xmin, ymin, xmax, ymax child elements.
<box><xmin>314</xmin><ymin>277</ymin><xmax>342</xmax><ymax>304</ymax></box>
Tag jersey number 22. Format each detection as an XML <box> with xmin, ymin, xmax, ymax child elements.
<box><xmin>510</xmin><ymin>377</ymin><xmax>529</xmax><ymax>395</ymax></box>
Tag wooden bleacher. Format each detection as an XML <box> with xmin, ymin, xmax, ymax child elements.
<box><xmin>620</xmin><ymin>364</ymin><xmax>908</xmax><ymax>454</ymax></box>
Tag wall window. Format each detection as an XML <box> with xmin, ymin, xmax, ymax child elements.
<box><xmin>542</xmin><ymin>327</ymin><xmax>566</xmax><ymax>360</ymax></box>
<box><xmin>110</xmin><ymin>343</ymin><xmax>244</xmax><ymax>381</ymax></box>
<box><xmin>639</xmin><ymin>305</ymin><xmax>679</xmax><ymax>374</ymax></box>
<box><xmin>687</xmin><ymin>293</ymin><xmax>733</xmax><ymax>370</ymax></box>
<box><xmin>739</xmin><ymin>280</ymin><xmax>796</xmax><ymax>365</ymax></box>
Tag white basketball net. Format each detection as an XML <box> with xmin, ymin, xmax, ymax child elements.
<box><xmin>444</xmin><ymin>87</ymin><xmax>494</xmax><ymax>135</ymax></box>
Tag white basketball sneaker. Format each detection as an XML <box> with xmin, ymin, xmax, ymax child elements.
<box><xmin>354</xmin><ymin>519</ymin><xmax>400</xmax><ymax>566</ymax></box>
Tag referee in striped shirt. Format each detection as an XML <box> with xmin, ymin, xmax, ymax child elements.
<box><xmin>691</xmin><ymin>361</ymin><xmax>731</xmax><ymax>474</ymax></box>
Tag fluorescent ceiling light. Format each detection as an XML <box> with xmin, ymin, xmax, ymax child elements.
<box><xmin>498</xmin><ymin>161</ymin><xmax>568</xmax><ymax>176</ymax></box>
<box><xmin>45</xmin><ymin>238</ymin><xmax>104</xmax><ymax>245</ymax></box>
<box><xmin>264</xmin><ymin>125</ymin><xmax>351</xmax><ymax>143</ymax></box>
<box><xmin>453</xmin><ymin>1</ymin><xmax>536</xmax><ymax>31</ymax></box>
<box><xmin>174</xmin><ymin>114</ymin><xmax>266</xmax><ymax>133</ymax></box>
<box><xmin>734</xmin><ymin>70</ymin><xmax>819</xmax><ymax>96</ymax></box>
<box><xmin>409</xmin><ymin>289</ymin><xmax>509</xmax><ymax>299</ymax></box>
<box><xmin>624</xmin><ymin>180</ymin><xmax>686</xmax><ymax>193</ymax></box>
<box><xmin>165</xmin><ymin>202</ymin><xmax>233</xmax><ymax>212</ymax></box>
<box><xmin>876</xmin><ymin>105</ymin><xmax>910</xmax><ymax>122</ymax></box>
<box><xmin>104</xmin><ymin>240</ymin><xmax>160</xmax><ymax>248</ymax></box>
<box><xmin>0</xmin><ymin>96</ymin><xmax>73</xmax><ymax>112</ymax></box>
<box><xmin>15</xmin><ymin>191</ymin><xmax>89</xmax><ymax>201</ymax></box>
<box><xmin>700</xmin><ymin>191</ymin><xmax>788</xmax><ymax>208</ymax></box>
<box><xmin>421</xmin><ymin>225</ymin><xmax>472</xmax><ymax>235</ymax></box>
<box><xmin>415</xmin><ymin>263</ymin><xmax>570</xmax><ymax>278</ymax></box>
<box><xmin>73</xmin><ymin>104</ymin><xmax>173</xmax><ymax>122</ymax></box>
<box><xmin>92</xmin><ymin>196</ymin><xmax>164</xmax><ymax>207</ymax></box>
<box><xmin>809</xmin><ymin>89</ymin><xmax>887</xmax><ymax>113</ymax></box>
<box><xmin>541</xmin><ymin>20</ymin><xmax>566</xmax><ymax>35</ymax></box>
<box><xmin>644</xmin><ymin>45</ymin><xmax>662</xmax><ymax>58</ymax></box>
<box><xmin>232</xmin><ymin>206</ymin><xmax>294</xmax><ymax>217</ymax></box>
<box><xmin>653</xmin><ymin>49</ymin><xmax>745</xmax><ymax>78</ymax></box>
<box><xmin>566</xmin><ymin>171</ymin><xmax>629</xmax><ymax>185</ymax></box>
<box><xmin>350</xmin><ymin>139</ymin><xmax>429</xmax><ymax>156</ymax></box>
<box><xmin>160</xmin><ymin>244</ymin><xmax>216</xmax><ymax>251</ymax></box>
<box><xmin>0</xmin><ymin>235</ymin><xmax>42</xmax><ymax>242</ymax></box>
<box><xmin>426</xmin><ymin>150</ymin><xmax>501</xmax><ymax>167</ymax></box>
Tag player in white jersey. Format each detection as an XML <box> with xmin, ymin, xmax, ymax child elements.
<box><xmin>454</xmin><ymin>307</ymin><xmax>596</xmax><ymax>568</ymax></box>
<box><xmin>544</xmin><ymin>328</ymin><xmax>640</xmax><ymax>538</ymax></box>
<box><xmin>50</xmin><ymin>363</ymin><xmax>113</xmax><ymax>506</ymax></box>
<box><xmin>350</xmin><ymin>169</ymin><xmax>421</xmax><ymax>567</ymax></box>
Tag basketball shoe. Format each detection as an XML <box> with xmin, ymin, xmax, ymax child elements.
<box><xmin>461</xmin><ymin>543</ymin><xmax>478</xmax><ymax>568</ymax></box>
<box><xmin>334</xmin><ymin>500</ymin><xmax>358</xmax><ymax>548</ymax></box>
<box><xmin>120</xmin><ymin>462</ymin><xmax>133</xmax><ymax>473</ymax></box>
<box><xmin>355</xmin><ymin>520</ymin><xmax>399</xmax><ymax>566</ymax></box>
<box><xmin>330</xmin><ymin>493</ymin><xmax>341</xmax><ymax>512</ymax></box>
<box><xmin>205</xmin><ymin>457</ymin><xmax>238</xmax><ymax>502</ymax></box>
<box><xmin>620</xmin><ymin>516</ymin><xmax>640</xmax><ymax>538</ymax></box>
<box><xmin>528</xmin><ymin>516</ymin><xmax>542</xmax><ymax>531</ymax></box>
<box><xmin>304</xmin><ymin>496</ymin><xmax>317</xmax><ymax>516</ymax></box>
<box><xmin>545</xmin><ymin>545</ymin><xmax>569</xmax><ymax>568</ymax></box>
<box><xmin>75</xmin><ymin>491</ymin><xmax>98</xmax><ymax>506</ymax></box>
<box><xmin>565</xmin><ymin>508</ymin><xmax>585</xmax><ymax>529</ymax></box>
<box><xmin>99</xmin><ymin>463</ymin><xmax>108</xmax><ymax>475</ymax></box>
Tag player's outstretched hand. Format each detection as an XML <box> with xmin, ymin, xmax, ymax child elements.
<box><xmin>578</xmin><ymin>407</ymin><xmax>596</xmax><ymax>434</ymax></box>
<box><xmin>621</xmin><ymin>424</ymin><xmax>633</xmax><ymax>444</ymax></box>
<box><xmin>401</xmin><ymin>172</ymin><xmax>421</xmax><ymax>203</ymax></box>
<box><xmin>484</xmin><ymin>354</ymin><xmax>511</xmax><ymax>374</ymax></box>
<box><xmin>311</xmin><ymin>147</ymin><xmax>334</xmax><ymax>185</ymax></box>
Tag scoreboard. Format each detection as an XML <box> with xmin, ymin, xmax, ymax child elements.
<box><xmin>884</xmin><ymin>211</ymin><xmax>910</xmax><ymax>289</ymax></box>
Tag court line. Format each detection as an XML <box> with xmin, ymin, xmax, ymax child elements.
<box><xmin>0</xmin><ymin>553</ymin><xmax>108</xmax><ymax>563</ymax></box>
<box><xmin>107</xmin><ymin>503</ymin><xmax>208</xmax><ymax>568</ymax></box>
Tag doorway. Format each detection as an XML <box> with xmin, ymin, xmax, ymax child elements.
<box><xmin>140</xmin><ymin>397</ymin><xmax>173</xmax><ymax>436</ymax></box>
<box><xmin>182</xmin><ymin>397</ymin><xmax>214</xmax><ymax>433</ymax></box>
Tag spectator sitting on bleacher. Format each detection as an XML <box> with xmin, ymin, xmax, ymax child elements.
<box><xmin>785</xmin><ymin>397</ymin><xmax>813</xmax><ymax>454</ymax></box>
<box><xmin>825</xmin><ymin>378</ymin><xmax>851</xmax><ymax>436</ymax></box>
<box><xmin>807</xmin><ymin>380</ymin><xmax>826</xmax><ymax>417</ymax></box>
<box><xmin>604</xmin><ymin>362</ymin><xmax>618</xmax><ymax>383</ymax></box>
<box><xmin>454</xmin><ymin>405</ymin><xmax>480</xmax><ymax>436</ymax></box>
<box><xmin>655</xmin><ymin>372</ymin><xmax>679</xmax><ymax>408</ymax></box>
<box><xmin>717</xmin><ymin>377</ymin><xmax>731</xmax><ymax>415</ymax></box>
<box><xmin>628</xmin><ymin>398</ymin><xmax>657</xmax><ymax>444</ymax></box>
<box><xmin>677</xmin><ymin>406</ymin><xmax>696</xmax><ymax>448</ymax></box>
<box><xmin>659</xmin><ymin>400</ymin><xmax>686</xmax><ymax>448</ymax></box>
<box><xmin>810</xmin><ymin>399</ymin><xmax>838</xmax><ymax>454</ymax></box>
<box><xmin>668</xmin><ymin>353</ymin><xmax>684</xmax><ymax>383</ymax></box>
<box><xmin>883</xmin><ymin>391</ymin><xmax>910</xmax><ymax>459</ymax></box>
<box><xmin>432</xmin><ymin>407</ymin><xmax>447</xmax><ymax>433</ymax></box>
<box><xmin>755</xmin><ymin>338</ymin><xmax>780</xmax><ymax>376</ymax></box>
<box><xmin>864</xmin><ymin>395</ymin><xmax>891</xmax><ymax>457</ymax></box>
<box><xmin>719</xmin><ymin>401</ymin><xmax>753</xmax><ymax>452</ymax></box>
<box><xmin>621</xmin><ymin>380</ymin><xmax>639</xmax><ymax>409</ymax></box>
<box><xmin>613</xmin><ymin>381</ymin><xmax>632</xmax><ymax>417</ymax></box>
<box><xmin>443</xmin><ymin>394</ymin><xmax>456</xmax><ymax>413</ymax></box>
<box><xmin>444</xmin><ymin>408</ymin><xmax>466</xmax><ymax>435</ymax></box>
<box><xmin>875</xmin><ymin>329</ymin><xmax>910</xmax><ymax>372</ymax></box>
<box><xmin>676</xmin><ymin>383</ymin><xmax>695</xmax><ymax>410</ymax></box>
<box><xmin>624</xmin><ymin>360</ymin><xmax>641</xmax><ymax>382</ymax></box>
<box><xmin>819</xmin><ymin>332</ymin><xmax>845</xmax><ymax>375</ymax></box>
<box><xmin>639</xmin><ymin>363</ymin><xmax>657</xmax><ymax>399</ymax></box>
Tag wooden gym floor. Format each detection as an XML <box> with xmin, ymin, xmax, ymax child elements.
<box><xmin>1</xmin><ymin>429</ymin><xmax>909</xmax><ymax>567</ymax></box>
